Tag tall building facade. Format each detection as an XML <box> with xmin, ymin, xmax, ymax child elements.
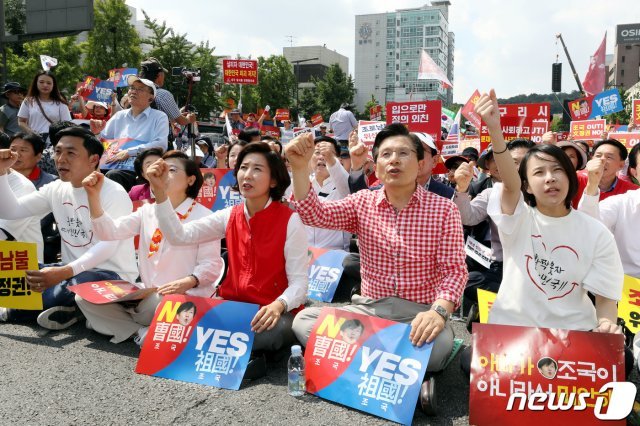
<box><xmin>283</xmin><ymin>45</ymin><xmax>349</xmax><ymax>91</ymax></box>
<box><xmin>608</xmin><ymin>23</ymin><xmax>640</xmax><ymax>91</ymax></box>
<box><xmin>354</xmin><ymin>1</ymin><xmax>454</xmax><ymax>113</ymax></box>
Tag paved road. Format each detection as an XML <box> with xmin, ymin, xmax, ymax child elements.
<box><xmin>0</xmin><ymin>313</ymin><xmax>472</xmax><ymax>425</ymax></box>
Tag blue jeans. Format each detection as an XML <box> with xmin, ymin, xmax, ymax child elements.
<box><xmin>7</xmin><ymin>264</ymin><xmax>122</xmax><ymax>322</ymax></box>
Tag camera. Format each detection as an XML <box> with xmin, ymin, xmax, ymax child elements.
<box><xmin>171</xmin><ymin>67</ymin><xmax>201</xmax><ymax>82</ymax></box>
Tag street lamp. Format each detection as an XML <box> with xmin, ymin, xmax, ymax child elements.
<box><xmin>291</xmin><ymin>57</ymin><xmax>319</xmax><ymax>106</ymax></box>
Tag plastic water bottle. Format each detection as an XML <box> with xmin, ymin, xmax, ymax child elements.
<box><xmin>288</xmin><ymin>345</ymin><xmax>306</xmax><ymax>396</ymax></box>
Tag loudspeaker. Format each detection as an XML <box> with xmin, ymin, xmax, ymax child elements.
<box><xmin>552</xmin><ymin>63</ymin><xmax>562</xmax><ymax>93</ymax></box>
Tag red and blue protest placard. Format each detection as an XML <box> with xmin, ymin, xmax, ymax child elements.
<box><xmin>222</xmin><ymin>59</ymin><xmax>258</xmax><ymax>85</ymax></box>
<box><xmin>108</xmin><ymin>67</ymin><xmax>138</xmax><ymax>88</ymax></box>
<box><xmin>69</xmin><ymin>280</ymin><xmax>156</xmax><ymax>304</ymax></box>
<box><xmin>195</xmin><ymin>169</ymin><xmax>242</xmax><ymax>212</ymax></box>
<box><xmin>470</xmin><ymin>323</ymin><xmax>626</xmax><ymax>426</ymax></box>
<box><xmin>461</xmin><ymin>89</ymin><xmax>482</xmax><ymax>129</ymax></box>
<box><xmin>370</xmin><ymin>105</ymin><xmax>382</xmax><ymax>121</ymax></box>
<box><xmin>386</xmin><ymin>100</ymin><xmax>442</xmax><ymax>144</ymax></box>
<box><xmin>86</xmin><ymin>80</ymin><xmax>115</xmax><ymax>103</ymax></box>
<box><xmin>480</xmin><ymin>103</ymin><xmax>550</xmax><ymax>152</ymax></box>
<box><xmin>306</xmin><ymin>308</ymin><xmax>432</xmax><ymax>425</ymax></box>
<box><xmin>99</xmin><ymin>138</ymin><xmax>147</xmax><ymax>171</ymax></box>
<box><xmin>569</xmin><ymin>119</ymin><xmax>606</xmax><ymax>140</ymax></box>
<box><xmin>136</xmin><ymin>295</ymin><xmax>258</xmax><ymax>390</ymax></box>
<box><xmin>307</xmin><ymin>247</ymin><xmax>349</xmax><ymax>302</ymax></box>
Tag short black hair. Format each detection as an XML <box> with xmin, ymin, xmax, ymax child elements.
<box><xmin>162</xmin><ymin>150</ymin><xmax>204</xmax><ymax>199</ymax></box>
<box><xmin>9</xmin><ymin>132</ymin><xmax>45</xmax><ymax>155</ymax></box>
<box><xmin>238</xmin><ymin>128</ymin><xmax>261</xmax><ymax>143</ymax></box>
<box><xmin>260</xmin><ymin>135</ymin><xmax>276</xmax><ymax>142</ymax></box>
<box><xmin>0</xmin><ymin>131</ymin><xmax>9</xmax><ymax>149</ymax></box>
<box><xmin>314</xmin><ymin>136</ymin><xmax>340</xmax><ymax>157</ymax></box>
<box><xmin>340</xmin><ymin>319</ymin><xmax>364</xmax><ymax>331</ymax></box>
<box><xmin>507</xmin><ymin>138</ymin><xmax>535</xmax><ymax>151</ymax></box>
<box><xmin>55</xmin><ymin>126</ymin><xmax>104</xmax><ymax>167</ymax></box>
<box><xmin>232</xmin><ymin>142</ymin><xmax>291</xmax><ymax>201</ymax></box>
<box><xmin>593</xmin><ymin>139</ymin><xmax>628</xmax><ymax>161</ymax></box>
<box><xmin>177</xmin><ymin>301</ymin><xmax>196</xmax><ymax>315</ymax></box>
<box><xmin>628</xmin><ymin>144</ymin><xmax>639</xmax><ymax>176</ymax></box>
<box><xmin>372</xmin><ymin>123</ymin><xmax>424</xmax><ymax>161</ymax></box>
<box><xmin>49</xmin><ymin>121</ymin><xmax>76</xmax><ymax>147</ymax></box>
<box><xmin>537</xmin><ymin>357</ymin><xmax>557</xmax><ymax>369</ymax></box>
<box><xmin>134</xmin><ymin>148</ymin><xmax>164</xmax><ymax>184</ymax></box>
<box><xmin>519</xmin><ymin>144</ymin><xmax>578</xmax><ymax>210</ymax></box>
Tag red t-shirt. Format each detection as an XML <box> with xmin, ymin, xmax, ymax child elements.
<box><xmin>572</xmin><ymin>171</ymin><xmax>639</xmax><ymax>208</ymax></box>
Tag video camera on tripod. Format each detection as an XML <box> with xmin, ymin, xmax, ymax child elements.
<box><xmin>172</xmin><ymin>67</ymin><xmax>201</xmax><ymax>82</ymax></box>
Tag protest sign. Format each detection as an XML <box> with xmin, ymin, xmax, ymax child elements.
<box><xmin>205</xmin><ymin>169</ymin><xmax>242</xmax><ymax>212</ymax></box>
<box><xmin>618</xmin><ymin>275</ymin><xmax>640</xmax><ymax>334</ymax></box>
<box><xmin>293</xmin><ymin>127</ymin><xmax>315</xmax><ymax>138</ymax></box>
<box><xmin>386</xmin><ymin>100</ymin><xmax>442</xmax><ymax>143</ymax></box>
<box><xmin>480</xmin><ymin>103</ymin><xmax>550</xmax><ymax>151</ymax></box>
<box><xmin>108</xmin><ymin>67</ymin><xmax>138</xmax><ymax>88</ymax></box>
<box><xmin>306</xmin><ymin>308</ymin><xmax>432</xmax><ymax>425</ymax></box>
<box><xmin>465</xmin><ymin>236</ymin><xmax>492</xmax><ymax>269</ymax></box>
<box><xmin>461</xmin><ymin>90</ymin><xmax>482</xmax><ymax>129</ymax></box>
<box><xmin>78</xmin><ymin>76</ymin><xmax>99</xmax><ymax>99</ymax></box>
<box><xmin>195</xmin><ymin>168</ymin><xmax>232</xmax><ymax>210</ymax></box>
<box><xmin>260</xmin><ymin>124</ymin><xmax>280</xmax><ymax>138</ymax></box>
<box><xmin>69</xmin><ymin>280</ymin><xmax>156</xmax><ymax>304</ymax></box>
<box><xmin>590</xmin><ymin>89</ymin><xmax>624</xmax><ymax>117</ymax></box>
<box><xmin>311</xmin><ymin>114</ymin><xmax>324</xmax><ymax>127</ymax></box>
<box><xmin>530</xmin><ymin>120</ymin><xmax>549</xmax><ymax>144</ymax></box>
<box><xmin>99</xmin><ymin>138</ymin><xmax>146</xmax><ymax>170</ymax></box>
<box><xmin>136</xmin><ymin>295</ymin><xmax>258</xmax><ymax>390</ymax></box>
<box><xmin>0</xmin><ymin>241</ymin><xmax>41</xmax><ymax>310</ymax></box>
<box><xmin>476</xmin><ymin>289</ymin><xmax>497</xmax><ymax>324</ymax></box>
<box><xmin>569</xmin><ymin>119</ymin><xmax>606</xmax><ymax>140</ymax></box>
<box><xmin>86</xmin><ymin>80</ymin><xmax>115</xmax><ymax>103</ymax></box>
<box><xmin>470</xmin><ymin>323</ymin><xmax>625</xmax><ymax>426</ymax></box>
<box><xmin>222</xmin><ymin>59</ymin><xmax>258</xmax><ymax>85</ymax></box>
<box><xmin>357</xmin><ymin>120</ymin><xmax>386</xmax><ymax>152</ymax></box>
<box><xmin>556</xmin><ymin>131</ymin><xmax>570</xmax><ymax>141</ymax></box>
<box><xmin>632</xmin><ymin>100</ymin><xmax>640</xmax><ymax>126</ymax></box>
<box><xmin>609</xmin><ymin>132</ymin><xmax>640</xmax><ymax>149</ymax></box>
<box><xmin>568</xmin><ymin>96</ymin><xmax>595</xmax><ymax>121</ymax></box>
<box><xmin>274</xmin><ymin>109</ymin><xmax>290</xmax><ymax>121</ymax></box>
<box><xmin>440</xmin><ymin>141</ymin><xmax>459</xmax><ymax>158</ymax></box>
<box><xmin>370</xmin><ymin>105</ymin><xmax>382</xmax><ymax>121</ymax></box>
<box><xmin>307</xmin><ymin>248</ymin><xmax>348</xmax><ymax>302</ymax></box>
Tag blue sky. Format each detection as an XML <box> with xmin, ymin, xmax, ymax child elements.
<box><xmin>127</xmin><ymin>0</ymin><xmax>638</xmax><ymax>103</ymax></box>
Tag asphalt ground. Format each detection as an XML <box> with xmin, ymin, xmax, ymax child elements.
<box><xmin>0</xmin><ymin>303</ymin><xmax>473</xmax><ymax>425</ymax></box>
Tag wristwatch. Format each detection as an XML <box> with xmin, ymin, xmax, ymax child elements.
<box><xmin>430</xmin><ymin>304</ymin><xmax>449</xmax><ymax>321</ymax></box>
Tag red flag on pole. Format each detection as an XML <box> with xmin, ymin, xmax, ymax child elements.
<box><xmin>582</xmin><ymin>33</ymin><xmax>606</xmax><ymax>96</ymax></box>
<box><xmin>417</xmin><ymin>49</ymin><xmax>452</xmax><ymax>89</ymax></box>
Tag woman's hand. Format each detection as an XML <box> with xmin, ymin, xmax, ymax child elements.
<box><xmin>250</xmin><ymin>300</ymin><xmax>285</xmax><ymax>333</ymax></box>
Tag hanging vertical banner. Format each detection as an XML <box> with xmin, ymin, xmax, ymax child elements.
<box><xmin>0</xmin><ymin>241</ymin><xmax>41</xmax><ymax>310</ymax></box>
<box><xmin>306</xmin><ymin>308</ymin><xmax>432</xmax><ymax>425</ymax></box>
<box><xmin>135</xmin><ymin>295</ymin><xmax>258</xmax><ymax>390</ymax></box>
<box><xmin>470</xmin><ymin>323</ymin><xmax>626</xmax><ymax>426</ymax></box>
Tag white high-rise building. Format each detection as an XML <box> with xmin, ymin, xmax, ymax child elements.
<box><xmin>354</xmin><ymin>1</ymin><xmax>454</xmax><ymax>113</ymax></box>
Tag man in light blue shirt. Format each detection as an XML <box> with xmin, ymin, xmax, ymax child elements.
<box><xmin>329</xmin><ymin>103</ymin><xmax>357</xmax><ymax>147</ymax></box>
<box><xmin>94</xmin><ymin>76</ymin><xmax>169</xmax><ymax>191</ymax></box>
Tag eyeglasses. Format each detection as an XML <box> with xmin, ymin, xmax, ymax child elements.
<box><xmin>128</xmin><ymin>86</ymin><xmax>151</xmax><ymax>94</ymax></box>
<box><xmin>378</xmin><ymin>149</ymin><xmax>416</xmax><ymax>161</ymax></box>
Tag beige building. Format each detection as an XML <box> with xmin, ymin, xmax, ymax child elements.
<box><xmin>608</xmin><ymin>23</ymin><xmax>640</xmax><ymax>91</ymax></box>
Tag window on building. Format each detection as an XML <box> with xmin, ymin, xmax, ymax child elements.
<box><xmin>626</xmin><ymin>45</ymin><xmax>632</xmax><ymax>50</ymax></box>
<box><xmin>622</xmin><ymin>56</ymin><xmax>625</xmax><ymax>63</ymax></box>
<box><xmin>396</xmin><ymin>64</ymin><xmax>399</xmax><ymax>70</ymax></box>
<box><xmin>621</xmin><ymin>69</ymin><xmax>625</xmax><ymax>77</ymax></box>
<box><xmin>376</xmin><ymin>42</ymin><xmax>380</xmax><ymax>46</ymax></box>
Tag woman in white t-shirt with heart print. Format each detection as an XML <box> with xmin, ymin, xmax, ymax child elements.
<box><xmin>17</xmin><ymin>70</ymin><xmax>72</xmax><ymax>136</ymax></box>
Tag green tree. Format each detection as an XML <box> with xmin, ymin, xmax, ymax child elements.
<box><xmin>142</xmin><ymin>11</ymin><xmax>221</xmax><ymax>119</ymax></box>
<box><xmin>83</xmin><ymin>0</ymin><xmax>142</xmax><ymax>78</ymax></box>
<box><xmin>254</xmin><ymin>55</ymin><xmax>296</xmax><ymax>110</ymax></box>
<box><xmin>4</xmin><ymin>0</ymin><xmax>26</xmax><ymax>55</ymax></box>
<box><xmin>362</xmin><ymin>95</ymin><xmax>379</xmax><ymax>120</ymax></box>
<box><xmin>6</xmin><ymin>37</ymin><xmax>83</xmax><ymax>96</ymax></box>
<box><xmin>606</xmin><ymin>89</ymin><xmax>631</xmax><ymax>124</ymax></box>
<box><xmin>297</xmin><ymin>87</ymin><xmax>320</xmax><ymax>120</ymax></box>
<box><xmin>313</xmin><ymin>63</ymin><xmax>356</xmax><ymax>118</ymax></box>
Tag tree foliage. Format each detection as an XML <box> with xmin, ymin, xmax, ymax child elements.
<box><xmin>6</xmin><ymin>37</ymin><xmax>83</xmax><ymax>96</ymax></box>
<box><xmin>83</xmin><ymin>0</ymin><xmax>142</xmax><ymax>79</ymax></box>
<box><xmin>313</xmin><ymin>63</ymin><xmax>356</xmax><ymax>118</ymax></box>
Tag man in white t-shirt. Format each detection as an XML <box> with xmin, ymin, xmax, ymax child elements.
<box><xmin>0</xmin><ymin>126</ymin><xmax>137</xmax><ymax>330</ymax></box>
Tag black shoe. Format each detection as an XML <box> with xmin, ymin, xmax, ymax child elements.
<box><xmin>243</xmin><ymin>353</ymin><xmax>267</xmax><ymax>380</ymax></box>
<box><xmin>465</xmin><ymin>303</ymin><xmax>479</xmax><ymax>333</ymax></box>
<box><xmin>37</xmin><ymin>306</ymin><xmax>79</xmax><ymax>330</ymax></box>
<box><xmin>419</xmin><ymin>376</ymin><xmax>438</xmax><ymax>416</ymax></box>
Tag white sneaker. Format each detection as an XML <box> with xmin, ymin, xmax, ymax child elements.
<box><xmin>0</xmin><ymin>307</ymin><xmax>8</xmax><ymax>322</ymax></box>
<box><xmin>134</xmin><ymin>326</ymin><xmax>149</xmax><ymax>347</ymax></box>
<box><xmin>37</xmin><ymin>306</ymin><xmax>79</xmax><ymax>330</ymax></box>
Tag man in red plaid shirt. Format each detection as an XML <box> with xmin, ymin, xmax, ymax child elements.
<box><xmin>287</xmin><ymin>123</ymin><xmax>468</xmax><ymax>375</ymax></box>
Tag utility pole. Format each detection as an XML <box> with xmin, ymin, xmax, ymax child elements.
<box><xmin>556</xmin><ymin>33</ymin><xmax>586</xmax><ymax>96</ymax></box>
<box><xmin>291</xmin><ymin>57</ymin><xmax>318</xmax><ymax>107</ymax></box>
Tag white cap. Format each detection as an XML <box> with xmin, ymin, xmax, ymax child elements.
<box><xmin>126</xmin><ymin>75</ymin><xmax>157</xmax><ymax>97</ymax></box>
<box><xmin>86</xmin><ymin>101</ymin><xmax>109</xmax><ymax>111</ymax></box>
<box><xmin>413</xmin><ymin>132</ymin><xmax>438</xmax><ymax>154</ymax></box>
